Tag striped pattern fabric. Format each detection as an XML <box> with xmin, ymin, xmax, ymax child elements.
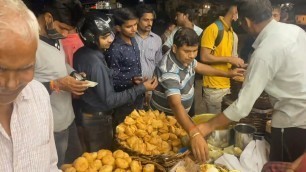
<box><xmin>151</xmin><ymin>51</ymin><xmax>197</xmax><ymax>114</ymax></box>
<box><xmin>0</xmin><ymin>80</ymin><xmax>60</xmax><ymax>172</ymax></box>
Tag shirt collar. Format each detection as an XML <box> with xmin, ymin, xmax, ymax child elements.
<box><xmin>136</xmin><ymin>31</ymin><xmax>154</xmax><ymax>38</ymax></box>
<box><xmin>14</xmin><ymin>83</ymin><xmax>32</xmax><ymax>103</ymax></box>
<box><xmin>219</xmin><ymin>16</ymin><xmax>233</xmax><ymax>32</ymax></box>
<box><xmin>252</xmin><ymin>20</ymin><xmax>275</xmax><ymax>49</ymax></box>
<box><xmin>39</xmin><ymin>35</ymin><xmax>60</xmax><ymax>50</ymax></box>
<box><xmin>114</xmin><ymin>34</ymin><xmax>136</xmax><ymax>46</ymax></box>
<box><xmin>168</xmin><ymin>51</ymin><xmax>189</xmax><ymax>70</ymax></box>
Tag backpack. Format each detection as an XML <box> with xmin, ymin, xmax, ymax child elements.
<box><xmin>212</xmin><ymin>19</ymin><xmax>224</xmax><ymax>51</ymax></box>
<box><xmin>197</xmin><ymin>19</ymin><xmax>224</xmax><ymax>61</ymax></box>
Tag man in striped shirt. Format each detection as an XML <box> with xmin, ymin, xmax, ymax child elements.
<box><xmin>0</xmin><ymin>0</ymin><xmax>60</xmax><ymax>171</ymax></box>
<box><xmin>151</xmin><ymin>28</ymin><xmax>244</xmax><ymax>162</ymax></box>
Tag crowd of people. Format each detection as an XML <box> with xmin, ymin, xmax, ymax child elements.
<box><xmin>0</xmin><ymin>0</ymin><xmax>305</xmax><ymax>171</ymax></box>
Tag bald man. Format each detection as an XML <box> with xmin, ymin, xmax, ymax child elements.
<box><xmin>0</xmin><ymin>0</ymin><xmax>60</xmax><ymax>171</ymax></box>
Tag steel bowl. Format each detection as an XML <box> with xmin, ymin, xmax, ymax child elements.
<box><xmin>207</xmin><ymin>128</ymin><xmax>231</xmax><ymax>148</ymax></box>
<box><xmin>234</xmin><ymin>123</ymin><xmax>256</xmax><ymax>150</ymax></box>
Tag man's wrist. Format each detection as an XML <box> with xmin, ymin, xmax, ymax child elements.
<box><xmin>50</xmin><ymin>80</ymin><xmax>60</xmax><ymax>92</ymax></box>
<box><xmin>55</xmin><ymin>78</ymin><xmax>64</xmax><ymax>90</ymax></box>
<box><xmin>188</xmin><ymin>125</ymin><xmax>200</xmax><ymax>137</ymax></box>
<box><xmin>226</xmin><ymin>57</ymin><xmax>231</xmax><ymax>64</ymax></box>
<box><xmin>227</xmin><ymin>68</ymin><xmax>234</xmax><ymax>78</ymax></box>
<box><xmin>223</xmin><ymin>70</ymin><xmax>231</xmax><ymax>78</ymax></box>
<box><xmin>191</xmin><ymin>132</ymin><xmax>201</xmax><ymax>139</ymax></box>
<box><xmin>197</xmin><ymin>123</ymin><xmax>214</xmax><ymax>137</ymax></box>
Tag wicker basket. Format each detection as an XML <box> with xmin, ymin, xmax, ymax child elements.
<box><xmin>239</xmin><ymin>110</ymin><xmax>272</xmax><ymax>135</ymax></box>
<box><xmin>115</xmin><ymin>138</ymin><xmax>190</xmax><ymax>168</ymax></box>
<box><xmin>131</xmin><ymin>156</ymin><xmax>166</xmax><ymax>172</ymax></box>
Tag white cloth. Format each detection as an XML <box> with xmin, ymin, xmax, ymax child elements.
<box><xmin>215</xmin><ymin>140</ymin><xmax>269</xmax><ymax>172</ymax></box>
<box><xmin>224</xmin><ymin>20</ymin><xmax>306</xmax><ymax>129</ymax></box>
<box><xmin>0</xmin><ymin>80</ymin><xmax>60</xmax><ymax>172</ymax></box>
<box><xmin>240</xmin><ymin>140</ymin><xmax>269</xmax><ymax>172</ymax></box>
<box><xmin>215</xmin><ymin>153</ymin><xmax>243</xmax><ymax>171</ymax></box>
<box><xmin>163</xmin><ymin>25</ymin><xmax>203</xmax><ymax>48</ymax></box>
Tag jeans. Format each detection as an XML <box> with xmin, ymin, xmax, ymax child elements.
<box><xmin>81</xmin><ymin>112</ymin><xmax>113</xmax><ymax>152</ymax></box>
<box><xmin>54</xmin><ymin>121</ymin><xmax>82</xmax><ymax>167</ymax></box>
<box><xmin>202</xmin><ymin>87</ymin><xmax>230</xmax><ymax>114</ymax></box>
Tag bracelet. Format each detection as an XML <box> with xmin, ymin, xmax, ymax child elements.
<box><xmin>50</xmin><ymin>80</ymin><xmax>60</xmax><ymax>93</ymax></box>
<box><xmin>191</xmin><ymin>132</ymin><xmax>201</xmax><ymax>138</ymax></box>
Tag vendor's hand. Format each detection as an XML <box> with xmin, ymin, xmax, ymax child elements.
<box><xmin>229</xmin><ymin>57</ymin><xmax>245</xmax><ymax>67</ymax></box>
<box><xmin>132</xmin><ymin>76</ymin><xmax>148</xmax><ymax>85</ymax></box>
<box><xmin>228</xmin><ymin>68</ymin><xmax>245</xmax><ymax>78</ymax></box>
<box><xmin>191</xmin><ymin>133</ymin><xmax>209</xmax><ymax>163</ymax></box>
<box><xmin>56</xmin><ymin>76</ymin><xmax>88</xmax><ymax>95</ymax></box>
<box><xmin>143</xmin><ymin>77</ymin><xmax>158</xmax><ymax>91</ymax></box>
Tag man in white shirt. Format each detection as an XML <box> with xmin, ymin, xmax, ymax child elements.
<box><xmin>194</xmin><ymin>0</ymin><xmax>306</xmax><ymax>162</ymax></box>
<box><xmin>162</xmin><ymin>5</ymin><xmax>203</xmax><ymax>54</ymax></box>
<box><xmin>0</xmin><ymin>0</ymin><xmax>60</xmax><ymax>171</ymax></box>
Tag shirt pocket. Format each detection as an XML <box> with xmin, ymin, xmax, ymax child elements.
<box><xmin>20</xmin><ymin>142</ymin><xmax>51</xmax><ymax>170</ymax></box>
<box><xmin>145</xmin><ymin>48</ymin><xmax>156</xmax><ymax>62</ymax></box>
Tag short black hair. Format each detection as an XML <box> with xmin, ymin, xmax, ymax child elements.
<box><xmin>176</xmin><ymin>5</ymin><xmax>196</xmax><ymax>22</ymax></box>
<box><xmin>235</xmin><ymin>0</ymin><xmax>272</xmax><ymax>24</ymax></box>
<box><xmin>23</xmin><ymin>0</ymin><xmax>61</xmax><ymax>21</ymax></box>
<box><xmin>272</xmin><ymin>5</ymin><xmax>281</xmax><ymax>12</ymax></box>
<box><xmin>135</xmin><ymin>4</ymin><xmax>155</xmax><ymax>19</ymax></box>
<box><xmin>113</xmin><ymin>8</ymin><xmax>137</xmax><ymax>26</ymax></box>
<box><xmin>218</xmin><ymin>1</ymin><xmax>237</xmax><ymax>17</ymax></box>
<box><xmin>173</xmin><ymin>27</ymin><xmax>199</xmax><ymax>48</ymax></box>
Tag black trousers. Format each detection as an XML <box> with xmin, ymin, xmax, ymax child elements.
<box><xmin>81</xmin><ymin>112</ymin><xmax>113</xmax><ymax>152</ymax></box>
<box><xmin>270</xmin><ymin>127</ymin><xmax>306</xmax><ymax>162</ymax></box>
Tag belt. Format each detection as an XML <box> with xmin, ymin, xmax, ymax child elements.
<box><xmin>82</xmin><ymin>111</ymin><xmax>113</xmax><ymax>123</ymax></box>
<box><xmin>83</xmin><ymin>110</ymin><xmax>113</xmax><ymax>117</ymax></box>
<box><xmin>82</xmin><ymin>112</ymin><xmax>113</xmax><ymax>126</ymax></box>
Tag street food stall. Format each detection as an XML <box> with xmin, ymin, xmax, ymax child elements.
<box><xmin>59</xmin><ymin>0</ymin><xmax>305</xmax><ymax>171</ymax></box>
<box><xmin>60</xmin><ymin>109</ymin><xmax>270</xmax><ymax>172</ymax></box>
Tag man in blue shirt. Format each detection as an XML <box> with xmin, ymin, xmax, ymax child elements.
<box><xmin>135</xmin><ymin>4</ymin><xmax>162</xmax><ymax>107</ymax></box>
<box><xmin>107</xmin><ymin>8</ymin><xmax>144</xmax><ymax>125</ymax></box>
